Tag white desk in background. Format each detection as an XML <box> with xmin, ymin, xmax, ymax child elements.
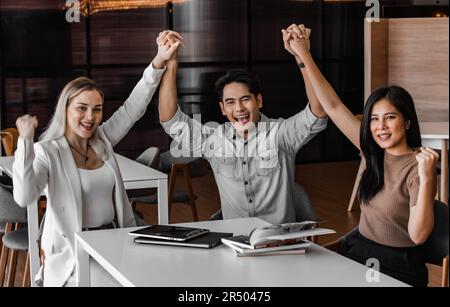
<box><xmin>0</xmin><ymin>153</ymin><xmax>168</xmax><ymax>287</ymax></box>
<box><xmin>420</xmin><ymin>121</ymin><xmax>449</xmax><ymax>204</ymax></box>
<box><xmin>75</xmin><ymin>218</ymin><xmax>407</xmax><ymax>287</ymax></box>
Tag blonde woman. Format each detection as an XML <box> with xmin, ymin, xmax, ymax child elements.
<box><xmin>13</xmin><ymin>31</ymin><xmax>182</xmax><ymax>286</ymax></box>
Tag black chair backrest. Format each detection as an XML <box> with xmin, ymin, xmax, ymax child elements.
<box><xmin>209</xmin><ymin>209</ymin><xmax>223</xmax><ymax>221</ymax></box>
<box><xmin>0</xmin><ymin>174</ymin><xmax>13</xmax><ymax>191</ymax></box>
<box><xmin>422</xmin><ymin>200</ymin><xmax>449</xmax><ymax>265</ymax></box>
<box><xmin>159</xmin><ymin>150</ymin><xmax>210</xmax><ymax>178</ymax></box>
<box><xmin>0</xmin><ymin>186</ymin><xmax>27</xmax><ymax>224</ymax></box>
<box><xmin>135</xmin><ymin>147</ymin><xmax>160</xmax><ymax>169</ymax></box>
<box><xmin>293</xmin><ymin>183</ymin><xmax>316</xmax><ymax>222</ymax></box>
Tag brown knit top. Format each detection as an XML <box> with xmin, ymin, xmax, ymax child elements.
<box><xmin>358</xmin><ymin>150</ymin><xmax>428</xmax><ymax>248</ymax></box>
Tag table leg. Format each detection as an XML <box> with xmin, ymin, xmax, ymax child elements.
<box><xmin>27</xmin><ymin>201</ymin><xmax>40</xmax><ymax>287</ymax></box>
<box><xmin>441</xmin><ymin>140</ymin><xmax>448</xmax><ymax>204</ymax></box>
<box><xmin>75</xmin><ymin>235</ymin><xmax>90</xmax><ymax>287</ymax></box>
<box><xmin>157</xmin><ymin>178</ymin><xmax>169</xmax><ymax>224</ymax></box>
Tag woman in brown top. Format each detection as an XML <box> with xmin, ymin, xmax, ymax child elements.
<box><xmin>282</xmin><ymin>24</ymin><xmax>439</xmax><ymax>286</ymax></box>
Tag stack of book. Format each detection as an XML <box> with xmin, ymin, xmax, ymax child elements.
<box><xmin>221</xmin><ymin>235</ymin><xmax>311</xmax><ymax>257</ymax></box>
<box><xmin>221</xmin><ymin>221</ymin><xmax>335</xmax><ymax>257</ymax></box>
<box><xmin>130</xmin><ymin>225</ymin><xmax>233</xmax><ymax>249</ymax></box>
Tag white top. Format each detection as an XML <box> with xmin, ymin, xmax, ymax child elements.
<box><xmin>79</xmin><ymin>163</ymin><xmax>115</xmax><ymax>228</ymax></box>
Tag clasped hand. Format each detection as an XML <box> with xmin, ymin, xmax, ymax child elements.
<box><xmin>281</xmin><ymin>23</ymin><xmax>311</xmax><ymax>62</ymax></box>
<box><xmin>153</xmin><ymin>30</ymin><xmax>184</xmax><ymax>69</ymax></box>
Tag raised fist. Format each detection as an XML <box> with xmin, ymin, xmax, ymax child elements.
<box><xmin>16</xmin><ymin>114</ymin><xmax>38</xmax><ymax>140</ymax></box>
<box><xmin>416</xmin><ymin>147</ymin><xmax>439</xmax><ymax>181</ymax></box>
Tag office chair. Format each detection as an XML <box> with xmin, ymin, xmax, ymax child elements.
<box><xmin>1</xmin><ymin>128</ymin><xmax>18</xmax><ymax>192</ymax></box>
<box><xmin>325</xmin><ymin>200</ymin><xmax>449</xmax><ymax>287</ymax></box>
<box><xmin>209</xmin><ymin>182</ymin><xmax>316</xmax><ymax>221</ymax></box>
<box><xmin>422</xmin><ymin>200</ymin><xmax>449</xmax><ymax>287</ymax></box>
<box><xmin>0</xmin><ymin>186</ymin><xmax>28</xmax><ymax>287</ymax></box>
<box><xmin>0</xmin><ymin>128</ymin><xmax>19</xmax><ymax>157</ymax></box>
<box><xmin>135</xmin><ymin>146</ymin><xmax>160</xmax><ymax>170</ymax></box>
<box><xmin>131</xmin><ymin>147</ymin><xmax>210</xmax><ymax>223</ymax></box>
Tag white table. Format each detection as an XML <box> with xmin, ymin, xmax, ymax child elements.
<box><xmin>75</xmin><ymin>217</ymin><xmax>408</xmax><ymax>287</ymax></box>
<box><xmin>420</xmin><ymin>122</ymin><xmax>449</xmax><ymax>204</ymax></box>
<box><xmin>0</xmin><ymin>153</ymin><xmax>168</xmax><ymax>287</ymax></box>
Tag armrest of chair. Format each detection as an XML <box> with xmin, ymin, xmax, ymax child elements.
<box><xmin>0</xmin><ymin>131</ymin><xmax>13</xmax><ymax>156</ymax></box>
<box><xmin>0</xmin><ymin>131</ymin><xmax>12</xmax><ymax>137</ymax></box>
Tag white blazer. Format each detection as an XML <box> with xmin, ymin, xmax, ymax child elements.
<box><xmin>13</xmin><ymin>64</ymin><xmax>165</xmax><ymax>286</ymax></box>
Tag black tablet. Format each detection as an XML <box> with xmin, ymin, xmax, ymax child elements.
<box><xmin>129</xmin><ymin>225</ymin><xmax>210</xmax><ymax>241</ymax></box>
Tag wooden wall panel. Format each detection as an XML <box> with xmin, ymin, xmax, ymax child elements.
<box><xmin>364</xmin><ymin>19</ymin><xmax>388</xmax><ymax>102</ymax></box>
<box><xmin>388</xmin><ymin>18</ymin><xmax>449</xmax><ymax>122</ymax></box>
<box><xmin>365</xmin><ymin>18</ymin><xmax>449</xmax><ymax>122</ymax></box>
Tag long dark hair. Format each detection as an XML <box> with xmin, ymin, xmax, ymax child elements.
<box><xmin>357</xmin><ymin>86</ymin><xmax>422</xmax><ymax>204</ymax></box>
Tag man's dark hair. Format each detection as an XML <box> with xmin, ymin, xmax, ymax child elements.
<box><xmin>214</xmin><ymin>69</ymin><xmax>262</xmax><ymax>101</ymax></box>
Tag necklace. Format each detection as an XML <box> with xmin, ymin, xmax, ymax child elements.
<box><xmin>69</xmin><ymin>143</ymin><xmax>89</xmax><ymax>163</ymax></box>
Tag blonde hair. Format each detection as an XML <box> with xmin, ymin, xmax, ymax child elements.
<box><xmin>40</xmin><ymin>77</ymin><xmax>108</xmax><ymax>159</ymax></box>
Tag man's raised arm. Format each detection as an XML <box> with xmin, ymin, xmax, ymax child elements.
<box><xmin>158</xmin><ymin>31</ymin><xmax>182</xmax><ymax>122</ymax></box>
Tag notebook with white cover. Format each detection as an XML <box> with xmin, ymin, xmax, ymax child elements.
<box><xmin>249</xmin><ymin>223</ymin><xmax>335</xmax><ymax>246</ymax></box>
<box><xmin>221</xmin><ymin>224</ymin><xmax>334</xmax><ymax>250</ymax></box>
<box><xmin>221</xmin><ymin>238</ymin><xmax>311</xmax><ymax>254</ymax></box>
<box><xmin>261</xmin><ymin>228</ymin><xmax>335</xmax><ymax>242</ymax></box>
<box><xmin>221</xmin><ymin>235</ymin><xmax>254</xmax><ymax>249</ymax></box>
<box><xmin>235</xmin><ymin>248</ymin><xmax>306</xmax><ymax>257</ymax></box>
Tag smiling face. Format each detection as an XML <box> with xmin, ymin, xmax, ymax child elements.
<box><xmin>65</xmin><ymin>90</ymin><xmax>103</xmax><ymax>141</ymax></box>
<box><xmin>370</xmin><ymin>98</ymin><xmax>411</xmax><ymax>155</ymax></box>
<box><xmin>219</xmin><ymin>82</ymin><xmax>262</xmax><ymax>134</ymax></box>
